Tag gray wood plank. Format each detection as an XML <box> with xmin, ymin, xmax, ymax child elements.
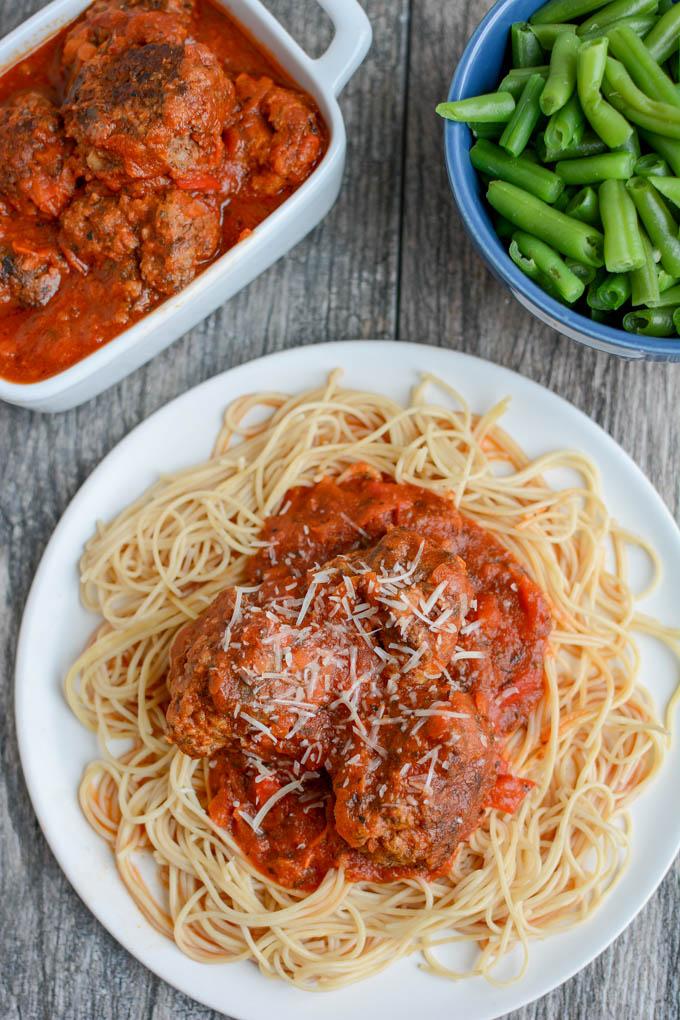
<box><xmin>400</xmin><ymin>3</ymin><xmax>680</xmax><ymax>1019</ymax></box>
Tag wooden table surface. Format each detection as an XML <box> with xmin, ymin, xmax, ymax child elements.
<box><xmin>1</xmin><ymin>1</ymin><xmax>679</xmax><ymax>1017</ymax></box>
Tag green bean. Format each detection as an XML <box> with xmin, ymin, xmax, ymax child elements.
<box><xmin>509</xmin><ymin>238</ymin><xmax>537</xmax><ymax>276</ymax></box>
<box><xmin>649</xmin><ymin>175</ymin><xmax>680</xmax><ymax>210</ymax></box>
<box><xmin>673</xmin><ymin>307</ymin><xmax>680</xmax><ymax>333</ymax></box>
<box><xmin>578</xmin><ymin>13</ymin><xmax>657</xmax><ymax>40</ymax></box>
<box><xmin>499</xmin><ymin>74</ymin><xmax>545</xmax><ymax>157</ymax></box>
<box><xmin>556</xmin><ymin>150</ymin><xmax>636</xmax><ymax>184</ymax></box>
<box><xmin>599</xmin><ymin>179</ymin><xmax>646</xmax><ymax>271</ymax></box>
<box><xmin>587</xmin><ymin>277</ymin><xmax>610</xmax><ymax>308</ymax></box>
<box><xmin>626</xmin><ymin>176</ymin><xmax>680</xmax><ymax>274</ymax></box>
<box><xmin>499</xmin><ymin>67</ymin><xmax>550</xmax><ymax>101</ymax></box>
<box><xmin>566</xmin><ymin>186</ymin><xmax>601</xmax><ymax>224</ymax></box>
<box><xmin>502</xmin><ymin>68</ymin><xmax>552</xmax><ymax>84</ymax></box>
<box><xmin>508</xmin><ymin>239</ymin><xmax>563</xmax><ymax>298</ymax></box>
<box><xmin>638</xmin><ymin>130</ymin><xmax>680</xmax><ymax>176</ymax></box>
<box><xmin>644</xmin><ymin>3</ymin><xmax>680</xmax><ymax>63</ymax></box>
<box><xmin>657</xmin><ymin>268</ymin><xmax>679</xmax><ymax>291</ymax></box>
<box><xmin>512</xmin><ymin>230</ymin><xmax>586</xmax><ymax>300</ymax></box>
<box><xmin>594</xmin><ymin>271</ymin><xmax>632</xmax><ymax>308</ymax></box>
<box><xmin>566</xmin><ymin>257</ymin><xmax>598</xmax><ymax>282</ymax></box>
<box><xmin>645</xmin><ymin>283</ymin><xmax>680</xmax><ymax>304</ymax></box>
<box><xmin>607</xmin><ymin>25</ymin><xmax>680</xmax><ymax>107</ymax></box>
<box><xmin>616</xmin><ymin>127</ymin><xmax>641</xmax><ymax>157</ymax></box>
<box><xmin>470</xmin><ymin>121</ymin><xmax>506</xmax><ymax>139</ymax></box>
<box><xmin>578</xmin><ymin>0</ymin><xmax>657</xmax><ymax>35</ymax></box>
<box><xmin>531</xmin><ymin>0</ymin><xmax>612</xmax><ymax>26</ymax></box>
<box><xmin>530</xmin><ymin>23</ymin><xmax>578</xmax><ymax>48</ymax></box>
<box><xmin>538</xmin><ymin>130</ymin><xmax>608</xmax><ymax>161</ymax></box>
<box><xmin>541</xmin><ymin>31</ymin><xmax>580</xmax><ymax>113</ymax></box>
<box><xmin>623</xmin><ymin>307</ymin><xmax>678</xmax><ymax>334</ymax></box>
<box><xmin>487</xmin><ymin>180</ymin><xmax>605</xmax><ymax>265</ymax></box>
<box><xmin>603</xmin><ymin>58</ymin><xmax>680</xmax><ymax>137</ymax></box>
<box><xmin>544</xmin><ymin>94</ymin><xmax>586</xmax><ymax>151</ymax></box>
<box><xmin>634</xmin><ymin>154</ymin><xmax>671</xmax><ymax>177</ymax></box>
<box><xmin>577</xmin><ymin>40</ymin><xmax>633</xmax><ymax>147</ymax></box>
<box><xmin>512</xmin><ymin>22</ymin><xmax>545</xmax><ymax>66</ymax></box>
<box><xmin>470</xmin><ymin>140</ymin><xmax>565</xmax><ymax>203</ymax></box>
<box><xmin>658</xmin><ymin>0</ymin><xmax>673</xmax><ymax>13</ymax></box>
<box><xmin>630</xmin><ymin>230</ymin><xmax>660</xmax><ymax>303</ymax></box>
<box><xmin>436</xmin><ymin>93</ymin><xmax>516</xmax><ymax>123</ymax></box>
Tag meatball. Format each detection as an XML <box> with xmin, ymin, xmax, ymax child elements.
<box><xmin>61</xmin><ymin>0</ymin><xmax>194</xmax><ymax>82</ymax></box>
<box><xmin>64</xmin><ymin>39</ymin><xmax>235</xmax><ymax>189</ymax></box>
<box><xmin>247</xmin><ymin>471</ymin><xmax>553</xmax><ymax>736</ymax></box>
<box><xmin>59</xmin><ymin>185</ymin><xmax>219</xmax><ymax>295</ymax></box>
<box><xmin>332</xmin><ymin>691</ymin><xmax>497</xmax><ymax>871</ymax></box>
<box><xmin>0</xmin><ymin>246</ymin><xmax>62</xmax><ymax>308</ymax></box>
<box><xmin>226</xmin><ymin>74</ymin><xmax>323</xmax><ymax>196</ymax></box>
<box><xmin>139</xmin><ymin>190</ymin><xmax>220</xmax><ymax>294</ymax></box>
<box><xmin>59</xmin><ymin>185</ymin><xmax>143</xmax><ymax>267</ymax></box>
<box><xmin>265</xmin><ymin>84</ymin><xmax>324</xmax><ymax>187</ymax></box>
<box><xmin>166</xmin><ymin>530</ymin><xmax>472</xmax><ymax>764</ymax></box>
<box><xmin>0</xmin><ymin>92</ymin><xmax>76</xmax><ymax>219</ymax></box>
<box><xmin>166</xmin><ymin>566</ymin><xmax>376</xmax><ymax>760</ymax></box>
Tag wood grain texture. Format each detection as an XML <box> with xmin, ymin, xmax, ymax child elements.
<box><xmin>0</xmin><ymin>0</ymin><xmax>678</xmax><ymax>1018</ymax></box>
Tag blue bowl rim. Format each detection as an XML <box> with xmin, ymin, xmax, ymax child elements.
<box><xmin>444</xmin><ymin>0</ymin><xmax>680</xmax><ymax>360</ymax></box>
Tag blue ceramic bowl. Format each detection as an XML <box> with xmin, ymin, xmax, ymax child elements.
<box><xmin>444</xmin><ymin>0</ymin><xmax>680</xmax><ymax>361</ymax></box>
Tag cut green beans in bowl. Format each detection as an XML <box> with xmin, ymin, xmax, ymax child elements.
<box><xmin>437</xmin><ymin>0</ymin><xmax>680</xmax><ymax>340</ymax></box>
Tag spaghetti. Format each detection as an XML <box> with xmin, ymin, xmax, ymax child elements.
<box><xmin>65</xmin><ymin>371</ymin><xmax>680</xmax><ymax>989</ymax></box>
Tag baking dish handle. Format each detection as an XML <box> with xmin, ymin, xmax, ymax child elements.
<box><xmin>313</xmin><ymin>0</ymin><xmax>372</xmax><ymax>96</ymax></box>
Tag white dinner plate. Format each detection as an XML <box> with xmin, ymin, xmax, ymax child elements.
<box><xmin>15</xmin><ymin>341</ymin><xmax>680</xmax><ymax>1020</ymax></box>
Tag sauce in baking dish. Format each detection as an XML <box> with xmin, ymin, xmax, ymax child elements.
<box><xmin>0</xmin><ymin>0</ymin><xmax>327</xmax><ymax>384</ymax></box>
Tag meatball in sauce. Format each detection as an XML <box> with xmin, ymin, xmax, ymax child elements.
<box><xmin>168</xmin><ymin>473</ymin><xmax>551</xmax><ymax>891</ymax></box>
<box><xmin>63</xmin><ymin>38</ymin><xmax>235</xmax><ymax>188</ymax></box>
<box><xmin>0</xmin><ymin>92</ymin><xmax>77</xmax><ymax>218</ymax></box>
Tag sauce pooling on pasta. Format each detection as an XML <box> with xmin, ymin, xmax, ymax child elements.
<box><xmin>167</xmin><ymin>468</ymin><xmax>552</xmax><ymax>891</ymax></box>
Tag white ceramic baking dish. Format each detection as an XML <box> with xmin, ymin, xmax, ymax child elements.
<box><xmin>0</xmin><ymin>0</ymin><xmax>371</xmax><ymax>412</ymax></box>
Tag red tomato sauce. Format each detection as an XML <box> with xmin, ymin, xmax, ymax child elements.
<box><xmin>0</xmin><ymin>0</ymin><xmax>327</xmax><ymax>384</ymax></box>
<box><xmin>205</xmin><ymin>472</ymin><xmax>552</xmax><ymax>891</ymax></box>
